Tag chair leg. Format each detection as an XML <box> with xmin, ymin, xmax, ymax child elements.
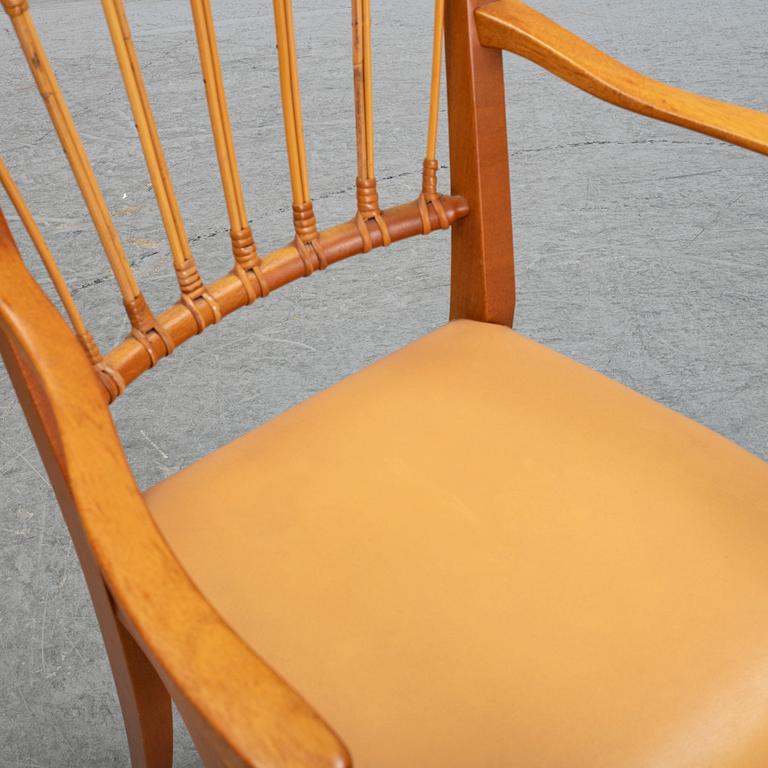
<box><xmin>106</xmin><ymin>617</ymin><xmax>174</xmax><ymax>768</ymax></box>
<box><xmin>69</xmin><ymin>540</ymin><xmax>173</xmax><ymax>766</ymax></box>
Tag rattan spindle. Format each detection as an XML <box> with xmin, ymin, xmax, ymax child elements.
<box><xmin>2</xmin><ymin>0</ymin><xmax>174</xmax><ymax>363</ymax></box>
<box><xmin>272</xmin><ymin>0</ymin><xmax>327</xmax><ymax>275</ymax></box>
<box><xmin>0</xmin><ymin>158</ymin><xmax>126</xmax><ymax>399</ymax></box>
<box><xmin>190</xmin><ymin>0</ymin><xmax>269</xmax><ymax>303</ymax></box>
<box><xmin>351</xmin><ymin>0</ymin><xmax>390</xmax><ymax>252</ymax></box>
<box><xmin>2</xmin><ymin>0</ymin><xmax>470</xmax><ymax>399</ymax></box>
<box><xmin>103</xmin><ymin>0</ymin><xmax>221</xmax><ymax>332</ymax></box>
<box><xmin>417</xmin><ymin>0</ymin><xmax>449</xmax><ymax>234</ymax></box>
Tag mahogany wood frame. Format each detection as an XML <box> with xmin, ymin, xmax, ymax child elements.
<box><xmin>1</xmin><ymin>1</ymin><xmax>766</xmax><ymax>766</ymax></box>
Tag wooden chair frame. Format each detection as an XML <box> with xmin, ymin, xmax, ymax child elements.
<box><xmin>1</xmin><ymin>1</ymin><xmax>766</xmax><ymax>765</ymax></box>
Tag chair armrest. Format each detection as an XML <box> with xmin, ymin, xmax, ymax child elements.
<box><xmin>0</xmin><ymin>209</ymin><xmax>350</xmax><ymax>768</ymax></box>
<box><xmin>475</xmin><ymin>0</ymin><xmax>768</xmax><ymax>156</ymax></box>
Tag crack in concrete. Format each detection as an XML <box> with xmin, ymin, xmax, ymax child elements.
<box><xmin>509</xmin><ymin>137</ymin><xmax>716</xmax><ymax>156</ymax></box>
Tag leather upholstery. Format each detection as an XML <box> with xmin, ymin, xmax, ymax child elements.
<box><xmin>146</xmin><ymin>320</ymin><xmax>768</xmax><ymax>768</ymax></box>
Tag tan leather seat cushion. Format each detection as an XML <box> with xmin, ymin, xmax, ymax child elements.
<box><xmin>146</xmin><ymin>319</ymin><xmax>768</xmax><ymax>768</ymax></box>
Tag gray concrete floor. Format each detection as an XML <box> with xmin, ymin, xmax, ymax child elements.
<box><xmin>1</xmin><ymin>0</ymin><xmax>766</xmax><ymax>765</ymax></box>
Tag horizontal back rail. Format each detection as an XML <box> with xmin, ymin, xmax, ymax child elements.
<box><xmin>105</xmin><ymin>194</ymin><xmax>469</xmax><ymax>389</ymax></box>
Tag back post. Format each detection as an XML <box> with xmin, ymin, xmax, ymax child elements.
<box><xmin>445</xmin><ymin>0</ymin><xmax>515</xmax><ymax>325</ymax></box>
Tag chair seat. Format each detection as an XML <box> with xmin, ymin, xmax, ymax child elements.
<box><xmin>145</xmin><ymin>319</ymin><xmax>768</xmax><ymax>768</ymax></box>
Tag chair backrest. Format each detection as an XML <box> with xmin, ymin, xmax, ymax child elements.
<box><xmin>0</xmin><ymin>0</ymin><xmax>484</xmax><ymax>402</ymax></box>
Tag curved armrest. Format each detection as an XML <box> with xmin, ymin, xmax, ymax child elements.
<box><xmin>0</xmin><ymin>209</ymin><xmax>350</xmax><ymax>768</ymax></box>
<box><xmin>475</xmin><ymin>0</ymin><xmax>768</xmax><ymax>156</ymax></box>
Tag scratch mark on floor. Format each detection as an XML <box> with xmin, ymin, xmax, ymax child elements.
<box><xmin>0</xmin><ymin>437</ymin><xmax>50</xmax><ymax>488</ymax></box>
<box><xmin>139</xmin><ymin>429</ymin><xmax>169</xmax><ymax>459</ymax></box>
<box><xmin>685</xmin><ymin>190</ymin><xmax>746</xmax><ymax>249</ymax></box>
<box><xmin>256</xmin><ymin>334</ymin><xmax>318</xmax><ymax>352</ymax></box>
